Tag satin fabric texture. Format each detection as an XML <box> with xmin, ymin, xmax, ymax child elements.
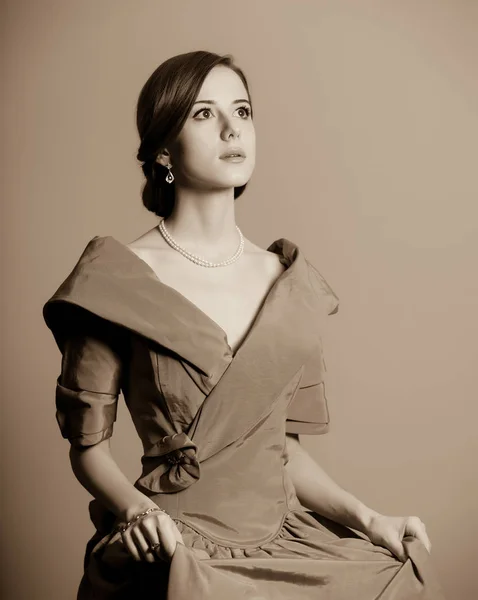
<box><xmin>43</xmin><ymin>235</ymin><xmax>446</xmax><ymax>599</ymax></box>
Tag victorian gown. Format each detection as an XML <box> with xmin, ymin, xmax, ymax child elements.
<box><xmin>42</xmin><ymin>235</ymin><xmax>447</xmax><ymax>599</ymax></box>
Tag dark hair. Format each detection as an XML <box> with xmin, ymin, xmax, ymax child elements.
<box><xmin>136</xmin><ymin>51</ymin><xmax>253</xmax><ymax>218</ymax></box>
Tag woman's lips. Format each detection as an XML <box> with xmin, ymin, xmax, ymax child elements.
<box><xmin>219</xmin><ymin>147</ymin><xmax>246</xmax><ymax>158</ymax></box>
<box><xmin>220</xmin><ymin>156</ymin><xmax>246</xmax><ymax>162</ymax></box>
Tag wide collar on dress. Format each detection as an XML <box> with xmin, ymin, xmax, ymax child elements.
<box><xmin>43</xmin><ymin>234</ymin><xmax>338</xmax><ymax>381</ymax></box>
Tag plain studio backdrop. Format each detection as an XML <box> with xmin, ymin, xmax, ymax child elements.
<box><xmin>1</xmin><ymin>1</ymin><xmax>477</xmax><ymax>598</ymax></box>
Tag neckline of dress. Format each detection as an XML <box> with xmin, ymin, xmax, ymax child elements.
<box><xmin>101</xmin><ymin>235</ymin><xmax>299</xmax><ymax>359</ymax></box>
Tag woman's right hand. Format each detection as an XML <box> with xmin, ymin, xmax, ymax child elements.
<box><xmin>120</xmin><ymin>508</ymin><xmax>185</xmax><ymax>563</ymax></box>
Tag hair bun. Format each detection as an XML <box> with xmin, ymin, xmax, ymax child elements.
<box><xmin>141</xmin><ymin>161</ymin><xmax>154</xmax><ymax>179</ymax></box>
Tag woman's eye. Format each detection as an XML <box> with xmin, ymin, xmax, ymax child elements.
<box><xmin>192</xmin><ymin>107</ymin><xmax>212</xmax><ymax>119</ymax></box>
<box><xmin>236</xmin><ymin>105</ymin><xmax>251</xmax><ymax>118</ymax></box>
<box><xmin>196</xmin><ymin>108</ymin><xmax>212</xmax><ymax>119</ymax></box>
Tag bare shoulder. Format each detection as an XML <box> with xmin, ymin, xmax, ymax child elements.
<box><xmin>125</xmin><ymin>226</ymin><xmax>168</xmax><ymax>254</ymax></box>
<box><xmin>244</xmin><ymin>238</ymin><xmax>285</xmax><ymax>277</ymax></box>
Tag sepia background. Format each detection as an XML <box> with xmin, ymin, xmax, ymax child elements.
<box><xmin>2</xmin><ymin>0</ymin><xmax>477</xmax><ymax>598</ymax></box>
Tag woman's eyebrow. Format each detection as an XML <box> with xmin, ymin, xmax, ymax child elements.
<box><xmin>193</xmin><ymin>99</ymin><xmax>251</xmax><ymax>105</ymax></box>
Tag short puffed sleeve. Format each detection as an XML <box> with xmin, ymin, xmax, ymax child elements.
<box><xmin>286</xmin><ymin>260</ymin><xmax>339</xmax><ymax>435</ymax></box>
<box><xmin>47</xmin><ymin>307</ymin><xmax>127</xmax><ymax>449</ymax></box>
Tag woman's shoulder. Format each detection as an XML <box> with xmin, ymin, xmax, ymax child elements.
<box><xmin>121</xmin><ymin>225</ymin><xmax>166</xmax><ymax>254</ymax></box>
<box><xmin>42</xmin><ymin>235</ymin><xmax>131</xmax><ymax>350</ymax></box>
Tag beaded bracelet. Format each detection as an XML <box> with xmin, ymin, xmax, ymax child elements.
<box><xmin>115</xmin><ymin>506</ymin><xmax>169</xmax><ymax>534</ymax></box>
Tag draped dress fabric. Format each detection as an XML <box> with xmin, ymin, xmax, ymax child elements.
<box><xmin>42</xmin><ymin>235</ymin><xmax>447</xmax><ymax>600</ymax></box>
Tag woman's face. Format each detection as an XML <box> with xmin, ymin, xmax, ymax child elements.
<box><xmin>164</xmin><ymin>65</ymin><xmax>256</xmax><ymax>191</ymax></box>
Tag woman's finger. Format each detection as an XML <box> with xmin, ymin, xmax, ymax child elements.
<box><xmin>404</xmin><ymin>517</ymin><xmax>432</xmax><ymax>553</ymax></box>
<box><xmin>160</xmin><ymin>519</ymin><xmax>181</xmax><ymax>559</ymax></box>
<box><xmin>121</xmin><ymin>528</ymin><xmax>141</xmax><ymax>562</ymax></box>
<box><xmin>130</xmin><ymin>526</ymin><xmax>156</xmax><ymax>563</ymax></box>
<box><xmin>139</xmin><ymin>512</ymin><xmax>179</xmax><ymax>563</ymax></box>
<box><xmin>385</xmin><ymin>534</ymin><xmax>407</xmax><ymax>563</ymax></box>
<box><xmin>138</xmin><ymin>517</ymin><xmax>163</xmax><ymax>562</ymax></box>
<box><xmin>119</xmin><ymin>511</ymin><xmax>184</xmax><ymax>564</ymax></box>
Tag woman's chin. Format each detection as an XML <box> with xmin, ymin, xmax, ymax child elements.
<box><xmin>207</xmin><ymin>177</ymin><xmax>251</xmax><ymax>190</ymax></box>
<box><xmin>221</xmin><ymin>171</ymin><xmax>253</xmax><ymax>188</ymax></box>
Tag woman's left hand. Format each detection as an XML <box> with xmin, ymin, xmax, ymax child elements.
<box><xmin>364</xmin><ymin>514</ymin><xmax>431</xmax><ymax>562</ymax></box>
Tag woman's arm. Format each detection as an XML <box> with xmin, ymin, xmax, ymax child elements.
<box><xmin>69</xmin><ymin>439</ymin><xmax>157</xmax><ymax>522</ymax></box>
<box><xmin>285</xmin><ymin>433</ymin><xmax>379</xmax><ymax>533</ymax></box>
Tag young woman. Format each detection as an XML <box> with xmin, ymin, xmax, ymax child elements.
<box><xmin>43</xmin><ymin>50</ymin><xmax>446</xmax><ymax>599</ymax></box>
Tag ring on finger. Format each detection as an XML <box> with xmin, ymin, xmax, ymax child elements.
<box><xmin>149</xmin><ymin>542</ymin><xmax>161</xmax><ymax>552</ymax></box>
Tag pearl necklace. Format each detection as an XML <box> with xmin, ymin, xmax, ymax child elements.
<box><xmin>158</xmin><ymin>217</ymin><xmax>245</xmax><ymax>268</ymax></box>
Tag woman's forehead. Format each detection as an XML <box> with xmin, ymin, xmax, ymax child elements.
<box><xmin>197</xmin><ymin>66</ymin><xmax>248</xmax><ymax>99</ymax></box>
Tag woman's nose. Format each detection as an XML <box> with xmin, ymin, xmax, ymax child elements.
<box><xmin>221</xmin><ymin>117</ymin><xmax>240</xmax><ymax>140</ymax></box>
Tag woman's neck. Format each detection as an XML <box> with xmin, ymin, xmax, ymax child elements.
<box><xmin>163</xmin><ymin>192</ymin><xmax>239</xmax><ymax>252</ymax></box>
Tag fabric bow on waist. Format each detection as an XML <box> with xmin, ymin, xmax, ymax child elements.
<box><xmin>138</xmin><ymin>432</ymin><xmax>201</xmax><ymax>493</ymax></box>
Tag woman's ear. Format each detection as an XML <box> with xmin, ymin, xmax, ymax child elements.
<box><xmin>155</xmin><ymin>149</ymin><xmax>171</xmax><ymax>167</ymax></box>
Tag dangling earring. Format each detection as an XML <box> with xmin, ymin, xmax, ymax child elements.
<box><xmin>165</xmin><ymin>164</ymin><xmax>174</xmax><ymax>184</ymax></box>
